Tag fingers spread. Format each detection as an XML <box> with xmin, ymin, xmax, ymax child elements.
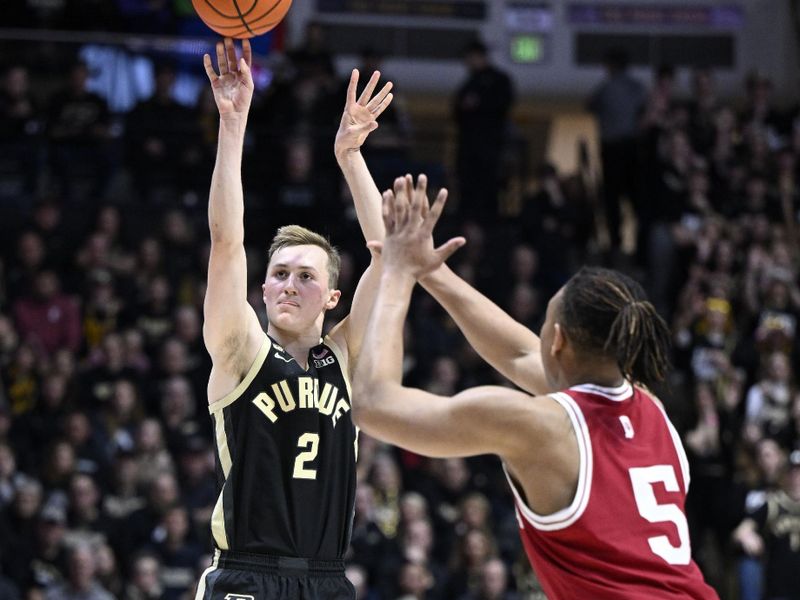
<box><xmin>371</xmin><ymin>93</ymin><xmax>394</xmax><ymax>119</ymax></box>
<box><xmin>381</xmin><ymin>190</ymin><xmax>396</xmax><ymax>232</ymax></box>
<box><xmin>424</xmin><ymin>188</ymin><xmax>450</xmax><ymax>231</ymax></box>
<box><xmin>242</xmin><ymin>39</ymin><xmax>253</xmax><ymax>67</ymax></box>
<box><xmin>216</xmin><ymin>42</ymin><xmax>227</xmax><ymax>75</ymax></box>
<box><xmin>434</xmin><ymin>237</ymin><xmax>466</xmax><ymax>263</ymax></box>
<box><xmin>358</xmin><ymin>70</ymin><xmax>381</xmax><ymax>105</ymax></box>
<box><xmin>203</xmin><ymin>54</ymin><xmax>218</xmax><ymax>81</ymax></box>
<box><xmin>347</xmin><ymin>69</ymin><xmax>359</xmax><ymax>105</ymax></box>
<box><xmin>224</xmin><ymin>37</ymin><xmax>238</xmax><ymax>73</ymax></box>
<box><xmin>366</xmin><ymin>81</ymin><xmax>393</xmax><ymax>112</ymax></box>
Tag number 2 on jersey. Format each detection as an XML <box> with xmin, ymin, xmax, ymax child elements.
<box><xmin>629</xmin><ymin>465</ymin><xmax>691</xmax><ymax>565</ymax></box>
<box><xmin>293</xmin><ymin>433</ymin><xmax>319</xmax><ymax>479</ymax></box>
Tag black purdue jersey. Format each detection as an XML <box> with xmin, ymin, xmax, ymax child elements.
<box><xmin>208</xmin><ymin>333</ymin><xmax>357</xmax><ymax>558</ymax></box>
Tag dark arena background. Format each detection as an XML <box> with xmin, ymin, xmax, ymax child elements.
<box><xmin>1</xmin><ymin>1</ymin><xmax>800</xmax><ymax>598</ymax></box>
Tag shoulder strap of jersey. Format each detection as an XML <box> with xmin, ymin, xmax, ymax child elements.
<box><xmin>209</xmin><ymin>334</ymin><xmax>271</xmax><ymax>414</ymax></box>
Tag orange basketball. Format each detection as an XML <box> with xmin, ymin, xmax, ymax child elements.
<box><xmin>191</xmin><ymin>0</ymin><xmax>293</xmax><ymax>39</ymax></box>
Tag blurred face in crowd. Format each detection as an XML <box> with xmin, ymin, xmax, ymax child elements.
<box><xmin>17</xmin><ymin>232</ymin><xmax>44</xmax><ymax>268</ymax></box>
<box><xmin>137</xmin><ymin>418</ymin><xmax>164</xmax><ymax>452</ymax></box>
<box><xmin>102</xmin><ymin>333</ymin><xmax>124</xmax><ymax>367</ymax></box>
<box><xmin>164</xmin><ymin>506</ymin><xmax>189</xmax><ymax>543</ymax></box>
<box><xmin>766</xmin><ymin>352</ymin><xmax>790</xmax><ymax>383</ymax></box>
<box><xmin>480</xmin><ymin>559</ymin><xmax>508</xmax><ymax>600</ymax></box>
<box><xmin>38</xmin><ymin>512</ymin><xmax>65</xmax><ymax>549</ymax></box>
<box><xmin>94</xmin><ymin>544</ymin><xmax>116</xmax><ymax>578</ymax></box>
<box><xmin>138</xmin><ymin>238</ymin><xmax>162</xmax><ymax>270</ymax></box>
<box><xmin>370</xmin><ymin>452</ymin><xmax>401</xmax><ymax>493</ymax></box>
<box><xmin>150</xmin><ymin>473</ymin><xmax>179</xmax><ymax>511</ymax></box>
<box><xmin>175</xmin><ymin>306</ymin><xmax>201</xmax><ymax>342</ymax></box>
<box><xmin>14</xmin><ymin>481</ymin><xmax>42</xmax><ymax>518</ymax></box>
<box><xmin>461</xmin><ymin>494</ymin><xmax>490</xmax><ymax>529</ymax></box>
<box><xmin>162</xmin><ymin>377</ymin><xmax>194</xmax><ymax>423</ymax></box>
<box><xmin>464</xmin><ymin>529</ymin><xmax>493</xmax><ymax>566</ymax></box>
<box><xmin>354</xmin><ymin>483</ymin><xmax>375</xmax><ymax>520</ymax></box>
<box><xmin>41</xmin><ymin>373</ymin><xmax>67</xmax><ymax>409</ymax></box>
<box><xmin>132</xmin><ymin>555</ymin><xmax>161</xmax><ymax>594</ymax></box>
<box><xmin>70</xmin><ymin>474</ymin><xmax>100</xmax><ymax>514</ymax></box>
<box><xmin>263</xmin><ymin>245</ymin><xmax>340</xmax><ymax>336</ymax></box>
<box><xmin>756</xmin><ymin>438</ymin><xmax>786</xmax><ymax>485</ymax></box>
<box><xmin>399</xmin><ymin>492</ymin><xmax>428</xmax><ymax>524</ymax></box>
<box><xmin>399</xmin><ymin>562</ymin><xmax>432</xmax><ymax>597</ymax></box>
<box><xmin>69</xmin><ymin>545</ymin><xmax>96</xmax><ymax>590</ymax></box>
<box><xmin>5</xmin><ymin>66</ymin><xmax>29</xmax><ymax>98</ymax></box>
<box><xmin>51</xmin><ymin>441</ymin><xmax>76</xmax><ymax>478</ymax></box>
<box><xmin>112</xmin><ymin>380</ymin><xmax>138</xmax><ymax>419</ymax></box>
<box><xmin>430</xmin><ymin>356</ymin><xmax>460</xmax><ymax>389</ymax></box>
<box><xmin>404</xmin><ymin>519</ymin><xmax>433</xmax><ymax>554</ymax></box>
<box><xmin>442</xmin><ymin>457</ymin><xmax>469</xmax><ymax>492</ymax></box>
<box><xmin>65</xmin><ymin>412</ymin><xmax>92</xmax><ymax>446</ymax></box>
<box><xmin>160</xmin><ymin>339</ymin><xmax>188</xmax><ymax>374</ymax></box>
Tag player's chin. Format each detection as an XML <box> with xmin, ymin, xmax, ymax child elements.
<box><xmin>271</xmin><ymin>312</ymin><xmax>310</xmax><ymax>332</ymax></box>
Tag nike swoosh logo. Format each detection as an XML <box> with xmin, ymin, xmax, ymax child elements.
<box><xmin>274</xmin><ymin>353</ymin><xmax>294</xmax><ymax>363</ymax></box>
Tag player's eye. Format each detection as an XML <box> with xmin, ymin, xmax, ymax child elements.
<box><xmin>300</xmin><ymin>272</ymin><xmax>312</xmax><ymax>280</ymax></box>
<box><xmin>275</xmin><ymin>270</ymin><xmax>287</xmax><ymax>278</ymax></box>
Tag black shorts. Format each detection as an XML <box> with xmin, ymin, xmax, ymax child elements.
<box><xmin>195</xmin><ymin>550</ymin><xmax>355</xmax><ymax>600</ymax></box>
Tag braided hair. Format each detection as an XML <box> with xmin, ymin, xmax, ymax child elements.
<box><xmin>559</xmin><ymin>267</ymin><xmax>672</xmax><ymax>387</ymax></box>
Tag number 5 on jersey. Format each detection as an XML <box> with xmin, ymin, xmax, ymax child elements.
<box><xmin>629</xmin><ymin>465</ymin><xmax>691</xmax><ymax>565</ymax></box>
<box><xmin>293</xmin><ymin>433</ymin><xmax>319</xmax><ymax>479</ymax></box>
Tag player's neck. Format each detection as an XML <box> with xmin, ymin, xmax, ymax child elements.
<box><xmin>563</xmin><ymin>360</ymin><xmax>625</xmax><ymax>390</ymax></box>
<box><xmin>267</xmin><ymin>324</ymin><xmax>322</xmax><ymax>366</ymax></box>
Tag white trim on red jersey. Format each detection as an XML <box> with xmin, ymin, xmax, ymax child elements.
<box><xmin>646</xmin><ymin>393</ymin><xmax>692</xmax><ymax>492</ymax></box>
<box><xmin>503</xmin><ymin>392</ymin><xmax>593</xmax><ymax>531</ymax></box>
<box><xmin>570</xmin><ymin>380</ymin><xmax>633</xmax><ymax>402</ymax></box>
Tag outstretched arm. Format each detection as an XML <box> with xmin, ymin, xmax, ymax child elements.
<box><xmin>352</xmin><ymin>177</ymin><xmax>565</xmax><ymax>461</ymax></box>
<box><xmin>328</xmin><ymin>69</ymin><xmax>394</xmax><ymax>368</ymax></box>
<box><xmin>334</xmin><ymin>69</ymin><xmax>393</xmax><ymax>242</ymax></box>
<box><xmin>202</xmin><ymin>39</ymin><xmax>263</xmax><ymax>384</ymax></box>
<box><xmin>419</xmin><ymin>267</ymin><xmax>549</xmax><ymax>395</ymax></box>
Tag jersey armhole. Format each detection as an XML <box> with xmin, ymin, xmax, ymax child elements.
<box><xmin>323</xmin><ymin>334</ymin><xmax>351</xmax><ymax>398</ymax></box>
<box><xmin>645</xmin><ymin>391</ymin><xmax>691</xmax><ymax>492</ymax></box>
<box><xmin>208</xmin><ymin>334</ymin><xmax>271</xmax><ymax>414</ymax></box>
<box><xmin>503</xmin><ymin>392</ymin><xmax>593</xmax><ymax>531</ymax></box>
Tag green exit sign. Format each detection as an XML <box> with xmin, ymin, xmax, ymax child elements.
<box><xmin>510</xmin><ymin>34</ymin><xmax>545</xmax><ymax>63</ymax></box>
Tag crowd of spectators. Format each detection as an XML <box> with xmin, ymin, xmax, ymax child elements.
<box><xmin>1</xmin><ymin>22</ymin><xmax>800</xmax><ymax>600</ymax></box>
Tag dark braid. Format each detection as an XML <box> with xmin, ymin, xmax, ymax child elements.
<box><xmin>560</xmin><ymin>267</ymin><xmax>672</xmax><ymax>387</ymax></box>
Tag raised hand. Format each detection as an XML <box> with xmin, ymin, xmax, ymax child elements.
<box><xmin>334</xmin><ymin>69</ymin><xmax>393</xmax><ymax>158</ymax></box>
<box><xmin>203</xmin><ymin>38</ymin><xmax>254</xmax><ymax>119</ymax></box>
<box><xmin>369</xmin><ymin>175</ymin><xmax>465</xmax><ymax>278</ymax></box>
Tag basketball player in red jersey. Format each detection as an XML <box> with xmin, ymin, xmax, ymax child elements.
<box><xmin>352</xmin><ymin>176</ymin><xmax>720</xmax><ymax>600</ymax></box>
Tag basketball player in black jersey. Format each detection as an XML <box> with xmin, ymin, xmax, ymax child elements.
<box><xmin>196</xmin><ymin>38</ymin><xmax>393</xmax><ymax>600</ymax></box>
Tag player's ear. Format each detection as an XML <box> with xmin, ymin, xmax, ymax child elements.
<box><xmin>325</xmin><ymin>289</ymin><xmax>341</xmax><ymax>310</ymax></box>
<box><xmin>551</xmin><ymin>323</ymin><xmax>565</xmax><ymax>356</ymax></box>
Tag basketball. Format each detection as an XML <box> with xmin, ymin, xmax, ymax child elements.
<box><xmin>191</xmin><ymin>0</ymin><xmax>293</xmax><ymax>39</ymax></box>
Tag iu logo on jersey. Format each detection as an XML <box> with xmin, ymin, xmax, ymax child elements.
<box><xmin>224</xmin><ymin>594</ymin><xmax>255</xmax><ymax>600</ymax></box>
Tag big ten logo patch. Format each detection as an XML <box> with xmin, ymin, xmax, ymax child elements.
<box><xmin>224</xmin><ymin>595</ymin><xmax>255</xmax><ymax>600</ymax></box>
<box><xmin>312</xmin><ymin>347</ymin><xmax>334</xmax><ymax>368</ymax></box>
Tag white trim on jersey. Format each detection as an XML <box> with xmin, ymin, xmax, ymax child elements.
<box><xmin>648</xmin><ymin>395</ymin><xmax>692</xmax><ymax>492</ymax></box>
<box><xmin>570</xmin><ymin>380</ymin><xmax>633</xmax><ymax>402</ymax></box>
<box><xmin>503</xmin><ymin>392</ymin><xmax>593</xmax><ymax>531</ymax></box>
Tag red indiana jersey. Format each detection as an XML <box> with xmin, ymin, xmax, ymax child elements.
<box><xmin>505</xmin><ymin>381</ymin><xmax>719</xmax><ymax>599</ymax></box>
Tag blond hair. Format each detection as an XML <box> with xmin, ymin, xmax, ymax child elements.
<box><xmin>267</xmin><ymin>225</ymin><xmax>341</xmax><ymax>288</ymax></box>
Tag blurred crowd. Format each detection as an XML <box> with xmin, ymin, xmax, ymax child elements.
<box><xmin>1</xmin><ymin>16</ymin><xmax>800</xmax><ymax>600</ymax></box>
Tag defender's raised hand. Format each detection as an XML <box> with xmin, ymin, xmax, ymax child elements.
<box><xmin>370</xmin><ymin>175</ymin><xmax>465</xmax><ymax>278</ymax></box>
<box><xmin>334</xmin><ymin>69</ymin><xmax>394</xmax><ymax>159</ymax></box>
<box><xmin>203</xmin><ymin>38</ymin><xmax>254</xmax><ymax>118</ymax></box>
